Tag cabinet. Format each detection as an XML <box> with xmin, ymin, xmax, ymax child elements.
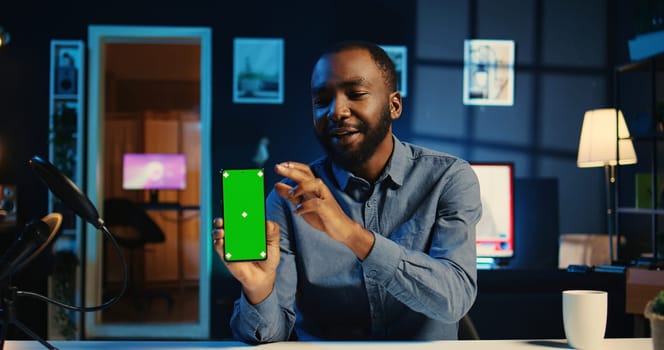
<box><xmin>49</xmin><ymin>40</ymin><xmax>85</xmax><ymax>244</ymax></box>
<box><xmin>614</xmin><ymin>53</ymin><xmax>664</xmax><ymax>265</ymax></box>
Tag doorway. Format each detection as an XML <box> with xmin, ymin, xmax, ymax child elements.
<box><xmin>86</xmin><ymin>25</ymin><xmax>212</xmax><ymax>338</ymax></box>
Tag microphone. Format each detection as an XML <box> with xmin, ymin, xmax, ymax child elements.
<box><xmin>0</xmin><ymin>213</ymin><xmax>62</xmax><ymax>280</ymax></box>
<box><xmin>28</xmin><ymin>155</ymin><xmax>104</xmax><ymax>229</ymax></box>
<box><xmin>23</xmin><ymin>155</ymin><xmax>127</xmax><ymax>310</ymax></box>
<box><xmin>0</xmin><ymin>157</ymin><xmax>127</xmax><ymax>350</ymax></box>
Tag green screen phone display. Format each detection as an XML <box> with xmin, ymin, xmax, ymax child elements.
<box><xmin>221</xmin><ymin>168</ymin><xmax>267</xmax><ymax>262</ymax></box>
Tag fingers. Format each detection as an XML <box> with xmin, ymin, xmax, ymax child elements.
<box><xmin>213</xmin><ymin>217</ymin><xmax>223</xmax><ymax>229</ymax></box>
<box><xmin>275</xmin><ymin>182</ymin><xmax>294</xmax><ymax>201</ymax></box>
<box><xmin>212</xmin><ymin>236</ymin><xmax>223</xmax><ymax>249</ymax></box>
<box><xmin>275</xmin><ymin>181</ymin><xmax>323</xmax><ymax>209</ymax></box>
<box><xmin>274</xmin><ymin>161</ymin><xmax>322</xmax><ymax>204</ymax></box>
<box><xmin>275</xmin><ymin>162</ymin><xmax>315</xmax><ymax>183</ymax></box>
<box><xmin>212</xmin><ymin>217</ymin><xmax>224</xmax><ymax>247</ymax></box>
<box><xmin>266</xmin><ymin>220</ymin><xmax>280</xmax><ymax>241</ymax></box>
<box><xmin>288</xmin><ymin>178</ymin><xmax>324</xmax><ymax>199</ymax></box>
<box><xmin>275</xmin><ymin>176</ymin><xmax>326</xmax><ymax>207</ymax></box>
<box><xmin>292</xmin><ymin>197</ymin><xmax>325</xmax><ymax>216</ymax></box>
<box><xmin>211</xmin><ymin>218</ymin><xmax>278</xmax><ymax>252</ymax></box>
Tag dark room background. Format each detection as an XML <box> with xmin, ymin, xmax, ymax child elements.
<box><xmin>0</xmin><ymin>0</ymin><xmax>651</xmax><ymax>340</ymax></box>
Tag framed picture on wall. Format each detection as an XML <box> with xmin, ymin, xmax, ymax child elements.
<box><xmin>463</xmin><ymin>39</ymin><xmax>515</xmax><ymax>106</ymax></box>
<box><xmin>54</xmin><ymin>45</ymin><xmax>82</xmax><ymax>96</ymax></box>
<box><xmin>233</xmin><ymin>38</ymin><xmax>284</xmax><ymax>104</ymax></box>
<box><xmin>380</xmin><ymin>45</ymin><xmax>408</xmax><ymax>97</ymax></box>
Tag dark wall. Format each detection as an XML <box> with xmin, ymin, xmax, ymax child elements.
<box><xmin>0</xmin><ymin>0</ymin><xmax>647</xmax><ymax>342</ymax></box>
<box><xmin>0</xmin><ymin>0</ymin><xmax>415</xmax><ymax>340</ymax></box>
<box><xmin>506</xmin><ymin>178</ymin><xmax>560</xmax><ymax>270</ymax></box>
<box><xmin>0</xmin><ymin>0</ymin><xmax>414</xmax><ymax>220</ymax></box>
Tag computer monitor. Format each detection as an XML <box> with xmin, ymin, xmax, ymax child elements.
<box><xmin>470</xmin><ymin>162</ymin><xmax>514</xmax><ymax>261</ymax></box>
<box><xmin>122</xmin><ymin>153</ymin><xmax>187</xmax><ymax>192</ymax></box>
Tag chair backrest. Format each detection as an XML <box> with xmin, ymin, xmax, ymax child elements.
<box><xmin>103</xmin><ymin>197</ymin><xmax>165</xmax><ymax>247</ymax></box>
<box><xmin>458</xmin><ymin>314</ymin><xmax>480</xmax><ymax>340</ymax></box>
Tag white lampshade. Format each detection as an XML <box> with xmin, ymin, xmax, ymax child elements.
<box><xmin>577</xmin><ymin>108</ymin><xmax>638</xmax><ymax>168</ymax></box>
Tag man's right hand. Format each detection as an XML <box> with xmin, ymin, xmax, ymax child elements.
<box><xmin>212</xmin><ymin>217</ymin><xmax>281</xmax><ymax>305</ymax></box>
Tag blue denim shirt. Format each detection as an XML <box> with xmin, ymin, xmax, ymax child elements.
<box><xmin>230</xmin><ymin>137</ymin><xmax>481</xmax><ymax>342</ymax></box>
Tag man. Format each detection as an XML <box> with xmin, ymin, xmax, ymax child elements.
<box><xmin>213</xmin><ymin>41</ymin><xmax>481</xmax><ymax>342</ymax></box>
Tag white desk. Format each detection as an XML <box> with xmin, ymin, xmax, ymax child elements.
<box><xmin>1</xmin><ymin>338</ymin><xmax>653</xmax><ymax>350</ymax></box>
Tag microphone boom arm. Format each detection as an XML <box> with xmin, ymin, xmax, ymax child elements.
<box><xmin>0</xmin><ymin>156</ymin><xmax>130</xmax><ymax>350</ymax></box>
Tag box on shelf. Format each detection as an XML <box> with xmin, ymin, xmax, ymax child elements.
<box><xmin>636</xmin><ymin>173</ymin><xmax>663</xmax><ymax>209</ymax></box>
<box><xmin>628</xmin><ymin>30</ymin><xmax>664</xmax><ymax>61</ymax></box>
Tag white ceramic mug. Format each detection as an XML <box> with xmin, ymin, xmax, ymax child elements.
<box><xmin>562</xmin><ymin>290</ymin><xmax>607</xmax><ymax>349</ymax></box>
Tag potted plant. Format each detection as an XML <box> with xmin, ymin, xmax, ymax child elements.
<box><xmin>644</xmin><ymin>290</ymin><xmax>664</xmax><ymax>349</ymax></box>
<box><xmin>51</xmin><ymin>250</ymin><xmax>79</xmax><ymax>339</ymax></box>
<box><xmin>49</xmin><ymin>101</ymin><xmax>80</xmax><ymax>339</ymax></box>
<box><xmin>50</xmin><ymin>101</ymin><xmax>77</xmax><ymax>228</ymax></box>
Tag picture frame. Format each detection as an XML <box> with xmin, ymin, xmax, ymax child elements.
<box><xmin>233</xmin><ymin>38</ymin><xmax>284</xmax><ymax>104</ymax></box>
<box><xmin>54</xmin><ymin>44</ymin><xmax>82</xmax><ymax>96</ymax></box>
<box><xmin>380</xmin><ymin>45</ymin><xmax>408</xmax><ymax>97</ymax></box>
<box><xmin>463</xmin><ymin>39</ymin><xmax>515</xmax><ymax>106</ymax></box>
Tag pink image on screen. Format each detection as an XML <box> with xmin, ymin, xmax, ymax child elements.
<box><xmin>122</xmin><ymin>153</ymin><xmax>187</xmax><ymax>190</ymax></box>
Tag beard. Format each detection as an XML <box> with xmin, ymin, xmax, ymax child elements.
<box><xmin>315</xmin><ymin>103</ymin><xmax>392</xmax><ymax>171</ymax></box>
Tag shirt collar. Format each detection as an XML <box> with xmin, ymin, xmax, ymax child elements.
<box><xmin>386</xmin><ymin>135</ymin><xmax>407</xmax><ymax>188</ymax></box>
<box><xmin>330</xmin><ymin>135</ymin><xmax>407</xmax><ymax>192</ymax></box>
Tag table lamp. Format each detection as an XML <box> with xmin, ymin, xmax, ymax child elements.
<box><xmin>577</xmin><ymin>108</ymin><xmax>637</xmax><ymax>263</ymax></box>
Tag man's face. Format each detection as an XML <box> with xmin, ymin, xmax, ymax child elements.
<box><xmin>310</xmin><ymin>48</ymin><xmax>399</xmax><ymax>170</ymax></box>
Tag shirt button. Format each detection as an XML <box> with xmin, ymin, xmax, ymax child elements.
<box><xmin>366</xmin><ymin>202</ymin><xmax>371</xmax><ymax>208</ymax></box>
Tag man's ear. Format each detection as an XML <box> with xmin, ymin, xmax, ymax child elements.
<box><xmin>389</xmin><ymin>91</ymin><xmax>402</xmax><ymax>120</ymax></box>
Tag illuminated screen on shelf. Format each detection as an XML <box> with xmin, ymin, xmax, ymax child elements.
<box><xmin>122</xmin><ymin>153</ymin><xmax>187</xmax><ymax>190</ymax></box>
<box><xmin>471</xmin><ymin>163</ymin><xmax>514</xmax><ymax>259</ymax></box>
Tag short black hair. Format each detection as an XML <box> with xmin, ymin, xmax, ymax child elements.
<box><xmin>320</xmin><ymin>40</ymin><xmax>397</xmax><ymax>93</ymax></box>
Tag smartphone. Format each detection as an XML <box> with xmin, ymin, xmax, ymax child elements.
<box><xmin>220</xmin><ymin>168</ymin><xmax>267</xmax><ymax>262</ymax></box>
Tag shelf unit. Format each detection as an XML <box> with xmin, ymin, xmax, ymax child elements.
<box><xmin>614</xmin><ymin>53</ymin><xmax>664</xmax><ymax>266</ymax></box>
<box><xmin>48</xmin><ymin>39</ymin><xmax>85</xmax><ymax>339</ymax></box>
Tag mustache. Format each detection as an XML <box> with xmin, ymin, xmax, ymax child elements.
<box><xmin>327</xmin><ymin>121</ymin><xmax>368</xmax><ymax>133</ymax></box>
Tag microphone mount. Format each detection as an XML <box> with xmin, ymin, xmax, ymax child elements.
<box><xmin>0</xmin><ymin>156</ymin><xmax>128</xmax><ymax>350</ymax></box>
<box><xmin>1</xmin><ymin>286</ymin><xmax>57</xmax><ymax>350</ymax></box>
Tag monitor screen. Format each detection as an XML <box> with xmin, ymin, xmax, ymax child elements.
<box><xmin>122</xmin><ymin>153</ymin><xmax>187</xmax><ymax>190</ymax></box>
<box><xmin>471</xmin><ymin>163</ymin><xmax>514</xmax><ymax>259</ymax></box>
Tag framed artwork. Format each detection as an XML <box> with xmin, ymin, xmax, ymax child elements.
<box><xmin>380</xmin><ymin>45</ymin><xmax>408</xmax><ymax>97</ymax></box>
<box><xmin>233</xmin><ymin>38</ymin><xmax>284</xmax><ymax>104</ymax></box>
<box><xmin>463</xmin><ymin>39</ymin><xmax>515</xmax><ymax>106</ymax></box>
<box><xmin>53</xmin><ymin>44</ymin><xmax>82</xmax><ymax>96</ymax></box>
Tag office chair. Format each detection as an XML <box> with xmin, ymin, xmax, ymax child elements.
<box><xmin>458</xmin><ymin>314</ymin><xmax>480</xmax><ymax>340</ymax></box>
<box><xmin>103</xmin><ymin>197</ymin><xmax>174</xmax><ymax>310</ymax></box>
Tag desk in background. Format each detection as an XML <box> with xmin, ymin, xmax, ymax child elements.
<box><xmin>1</xmin><ymin>338</ymin><xmax>653</xmax><ymax>350</ymax></box>
<box><xmin>471</xmin><ymin>269</ymin><xmax>631</xmax><ymax>340</ymax></box>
